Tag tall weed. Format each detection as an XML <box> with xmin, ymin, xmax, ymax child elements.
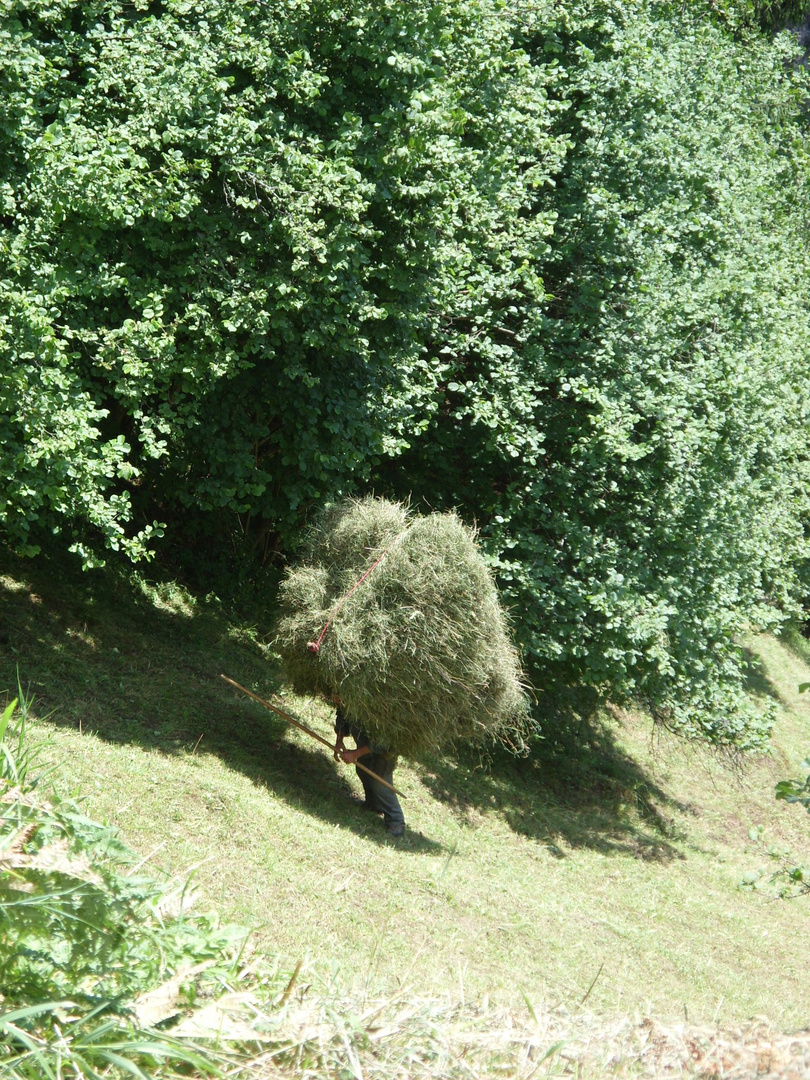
<box><xmin>0</xmin><ymin>690</ymin><xmax>241</xmax><ymax>1078</ymax></box>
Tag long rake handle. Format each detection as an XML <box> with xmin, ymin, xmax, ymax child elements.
<box><xmin>220</xmin><ymin>675</ymin><xmax>407</xmax><ymax>799</ymax></box>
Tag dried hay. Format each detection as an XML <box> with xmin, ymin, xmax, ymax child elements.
<box><xmin>274</xmin><ymin>497</ymin><xmax>529</xmax><ymax>757</ymax></box>
<box><xmin>235</xmin><ymin>976</ymin><xmax>810</xmax><ymax>1080</ymax></box>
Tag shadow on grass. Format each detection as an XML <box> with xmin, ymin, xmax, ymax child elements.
<box><xmin>741</xmin><ymin>645</ymin><xmax>785</xmax><ymax>705</ymax></box>
<box><xmin>0</xmin><ymin>544</ymin><xmax>439</xmax><ymax>850</ymax></box>
<box><xmin>776</xmin><ymin>622</ymin><xmax>810</xmax><ymax>670</ymax></box>
<box><xmin>206</xmin><ymin>703</ymin><xmax>442</xmax><ymax>851</ymax></box>
<box><xmin>419</xmin><ymin>686</ymin><xmax>689</xmax><ymax>862</ymax></box>
<box><xmin>2</xmin><ymin>544</ymin><xmax>688</xmax><ymax>859</ymax></box>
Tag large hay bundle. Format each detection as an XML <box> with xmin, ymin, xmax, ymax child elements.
<box><xmin>274</xmin><ymin>497</ymin><xmax>529</xmax><ymax>757</ymax></box>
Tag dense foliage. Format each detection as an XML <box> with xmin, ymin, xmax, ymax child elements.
<box><xmin>1</xmin><ymin>0</ymin><xmax>565</xmax><ymax>564</ymax></box>
<box><xmin>717</xmin><ymin>0</ymin><xmax>808</xmax><ymax>29</ymax></box>
<box><xmin>473</xmin><ymin>4</ymin><xmax>810</xmax><ymax>744</ymax></box>
<box><xmin>3</xmin><ymin>0</ymin><xmax>810</xmax><ymax>744</ymax></box>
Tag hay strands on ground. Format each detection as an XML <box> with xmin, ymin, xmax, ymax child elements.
<box><xmin>220</xmin><ymin>675</ymin><xmax>407</xmax><ymax>799</ymax></box>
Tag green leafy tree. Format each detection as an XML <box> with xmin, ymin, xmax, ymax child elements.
<box><xmin>711</xmin><ymin>1</ymin><xmax>808</xmax><ymax>31</ymax></box>
<box><xmin>0</xmin><ymin>0</ymin><xmax>566</xmax><ymax>565</ymax></box>
<box><xmin>379</xmin><ymin>1</ymin><xmax>810</xmax><ymax>744</ymax></box>
<box><xmin>3</xmin><ymin>0</ymin><xmax>810</xmax><ymax>745</ymax></box>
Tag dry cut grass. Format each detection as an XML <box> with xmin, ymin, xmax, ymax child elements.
<box><xmin>172</xmin><ymin>971</ymin><xmax>810</xmax><ymax>1079</ymax></box>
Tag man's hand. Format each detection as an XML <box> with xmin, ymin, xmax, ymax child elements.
<box><xmin>340</xmin><ymin>746</ymin><xmax>371</xmax><ymax>765</ymax></box>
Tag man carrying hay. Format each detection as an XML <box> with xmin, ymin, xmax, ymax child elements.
<box><xmin>334</xmin><ymin>703</ymin><xmax>405</xmax><ymax>837</ymax></box>
<box><xmin>274</xmin><ymin>496</ymin><xmax>529</xmax><ymax>829</ymax></box>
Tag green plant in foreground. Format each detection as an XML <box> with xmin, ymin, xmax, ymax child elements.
<box><xmin>774</xmin><ymin>685</ymin><xmax>810</xmax><ymax>816</ymax></box>
<box><xmin>742</xmin><ymin>823</ymin><xmax>810</xmax><ymax>899</ymax></box>
<box><xmin>0</xmin><ymin>692</ymin><xmax>244</xmax><ymax>1078</ymax></box>
<box><xmin>762</xmin><ymin>754</ymin><xmax>810</xmax><ymax>898</ymax></box>
<box><xmin>775</xmin><ymin>768</ymin><xmax>810</xmax><ymax>813</ymax></box>
<box><xmin>0</xmin><ymin>1003</ymin><xmax>224</xmax><ymax>1080</ymax></box>
<box><xmin>742</xmin><ymin>680</ymin><xmax>810</xmax><ymax>899</ymax></box>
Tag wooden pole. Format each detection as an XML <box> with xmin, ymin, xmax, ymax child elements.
<box><xmin>220</xmin><ymin>675</ymin><xmax>407</xmax><ymax>799</ymax></box>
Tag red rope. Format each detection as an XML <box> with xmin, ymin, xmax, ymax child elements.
<box><xmin>307</xmin><ymin>547</ymin><xmax>390</xmax><ymax>655</ymax></box>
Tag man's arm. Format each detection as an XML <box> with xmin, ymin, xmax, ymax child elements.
<box><xmin>333</xmin><ymin>703</ymin><xmax>378</xmax><ymax>762</ymax></box>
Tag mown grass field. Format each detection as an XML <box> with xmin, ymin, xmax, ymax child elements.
<box><xmin>1</xmin><ymin>544</ymin><xmax>809</xmax><ymax>1048</ymax></box>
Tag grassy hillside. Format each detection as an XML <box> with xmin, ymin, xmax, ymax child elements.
<box><xmin>2</xmin><ymin>544</ymin><xmax>809</xmax><ymax>1064</ymax></box>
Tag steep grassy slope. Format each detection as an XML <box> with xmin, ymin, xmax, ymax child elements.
<box><xmin>1</xmin><ymin>545</ymin><xmax>809</xmax><ymax>1036</ymax></box>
